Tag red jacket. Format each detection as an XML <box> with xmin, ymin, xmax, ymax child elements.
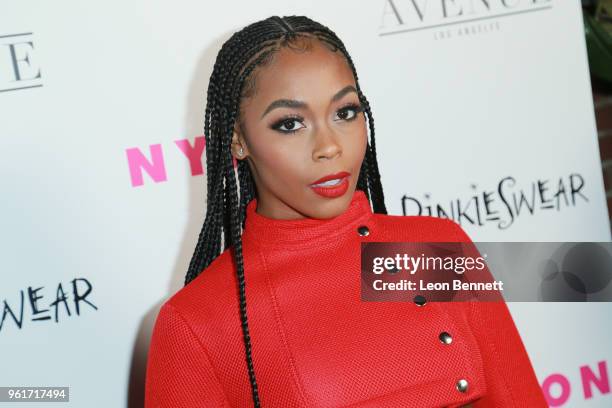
<box><xmin>145</xmin><ymin>189</ymin><xmax>548</xmax><ymax>407</ymax></box>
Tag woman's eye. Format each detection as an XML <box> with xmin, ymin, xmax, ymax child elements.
<box><xmin>272</xmin><ymin>117</ymin><xmax>306</xmax><ymax>133</ymax></box>
<box><xmin>335</xmin><ymin>104</ymin><xmax>362</xmax><ymax>121</ymax></box>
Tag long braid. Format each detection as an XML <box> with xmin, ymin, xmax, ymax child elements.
<box><xmin>186</xmin><ymin>35</ymin><xmax>282</xmax><ymax>283</ymax></box>
<box><xmin>184</xmin><ymin>16</ymin><xmax>388</xmax><ymax>406</ymax></box>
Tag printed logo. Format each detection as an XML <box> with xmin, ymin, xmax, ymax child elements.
<box><xmin>379</xmin><ymin>0</ymin><xmax>553</xmax><ymax>38</ymax></box>
<box><xmin>401</xmin><ymin>174</ymin><xmax>589</xmax><ymax>229</ymax></box>
<box><xmin>0</xmin><ymin>32</ymin><xmax>42</xmax><ymax>93</ymax></box>
<box><xmin>1</xmin><ymin>278</ymin><xmax>98</xmax><ymax>333</ymax></box>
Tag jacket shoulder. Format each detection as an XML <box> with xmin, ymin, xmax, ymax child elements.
<box><xmin>161</xmin><ymin>247</ymin><xmax>238</xmax><ymax>324</ymax></box>
<box><xmin>370</xmin><ymin>213</ymin><xmax>473</xmax><ymax>242</ymax></box>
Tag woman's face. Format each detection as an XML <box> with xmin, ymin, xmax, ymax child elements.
<box><xmin>231</xmin><ymin>37</ymin><xmax>368</xmax><ymax>220</ymax></box>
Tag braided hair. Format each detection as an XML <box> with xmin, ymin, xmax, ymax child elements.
<box><xmin>184</xmin><ymin>15</ymin><xmax>387</xmax><ymax>407</ymax></box>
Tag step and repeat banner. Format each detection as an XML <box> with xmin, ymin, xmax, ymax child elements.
<box><xmin>1</xmin><ymin>0</ymin><xmax>610</xmax><ymax>407</ymax></box>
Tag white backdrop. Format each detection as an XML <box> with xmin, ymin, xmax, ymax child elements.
<box><xmin>1</xmin><ymin>0</ymin><xmax>610</xmax><ymax>407</ymax></box>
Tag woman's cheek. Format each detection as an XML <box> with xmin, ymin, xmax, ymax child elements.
<box><xmin>259</xmin><ymin>151</ymin><xmax>299</xmax><ymax>186</ymax></box>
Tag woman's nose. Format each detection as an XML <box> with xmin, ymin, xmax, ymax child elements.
<box><xmin>312</xmin><ymin>127</ymin><xmax>342</xmax><ymax>161</ymax></box>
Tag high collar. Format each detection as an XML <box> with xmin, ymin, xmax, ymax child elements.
<box><xmin>242</xmin><ymin>189</ymin><xmax>373</xmax><ymax>248</ymax></box>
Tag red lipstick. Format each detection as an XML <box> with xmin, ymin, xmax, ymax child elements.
<box><xmin>309</xmin><ymin>171</ymin><xmax>350</xmax><ymax>198</ymax></box>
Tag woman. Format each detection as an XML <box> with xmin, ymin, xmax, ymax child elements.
<box><xmin>144</xmin><ymin>15</ymin><xmax>547</xmax><ymax>407</ymax></box>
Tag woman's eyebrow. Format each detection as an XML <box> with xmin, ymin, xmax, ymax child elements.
<box><xmin>260</xmin><ymin>85</ymin><xmax>358</xmax><ymax>119</ymax></box>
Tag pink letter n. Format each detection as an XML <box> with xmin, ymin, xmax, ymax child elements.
<box><xmin>126</xmin><ymin>144</ymin><xmax>167</xmax><ymax>187</ymax></box>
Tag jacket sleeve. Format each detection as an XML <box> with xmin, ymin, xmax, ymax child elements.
<box><xmin>144</xmin><ymin>302</ymin><xmax>230</xmax><ymax>408</ymax></box>
<box><xmin>442</xmin><ymin>218</ymin><xmax>549</xmax><ymax>407</ymax></box>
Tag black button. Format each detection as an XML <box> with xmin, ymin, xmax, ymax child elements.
<box><xmin>456</xmin><ymin>378</ymin><xmax>469</xmax><ymax>393</ymax></box>
<box><xmin>439</xmin><ymin>331</ymin><xmax>453</xmax><ymax>344</ymax></box>
<box><xmin>357</xmin><ymin>225</ymin><xmax>369</xmax><ymax>236</ymax></box>
<box><xmin>413</xmin><ymin>295</ymin><xmax>426</xmax><ymax>306</ymax></box>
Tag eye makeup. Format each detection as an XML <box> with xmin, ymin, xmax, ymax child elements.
<box><xmin>270</xmin><ymin>101</ymin><xmax>365</xmax><ymax>134</ymax></box>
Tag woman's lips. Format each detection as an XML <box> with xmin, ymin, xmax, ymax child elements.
<box><xmin>310</xmin><ymin>171</ymin><xmax>350</xmax><ymax>186</ymax></box>
<box><xmin>309</xmin><ymin>174</ymin><xmax>350</xmax><ymax>198</ymax></box>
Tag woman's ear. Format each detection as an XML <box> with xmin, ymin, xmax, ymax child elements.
<box><xmin>230</xmin><ymin>125</ymin><xmax>248</xmax><ymax>160</ymax></box>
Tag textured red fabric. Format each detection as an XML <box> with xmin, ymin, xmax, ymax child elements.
<box><xmin>145</xmin><ymin>189</ymin><xmax>548</xmax><ymax>407</ymax></box>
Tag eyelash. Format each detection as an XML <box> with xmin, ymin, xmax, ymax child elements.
<box><xmin>270</xmin><ymin>102</ymin><xmax>364</xmax><ymax>134</ymax></box>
